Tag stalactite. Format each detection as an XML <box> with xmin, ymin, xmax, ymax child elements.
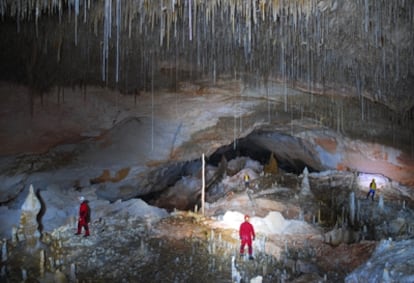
<box><xmin>74</xmin><ymin>0</ymin><xmax>79</xmax><ymax>46</ymax></box>
<box><xmin>128</xmin><ymin>2</ymin><xmax>132</xmax><ymax>38</ymax></box>
<box><xmin>160</xmin><ymin>0</ymin><xmax>165</xmax><ymax>46</ymax></box>
<box><xmin>233</xmin><ymin>112</ymin><xmax>237</xmax><ymax>150</ymax></box>
<box><xmin>0</xmin><ymin>0</ymin><xmax>411</xmax><ymax>119</ymax></box>
<box><xmin>364</xmin><ymin>0</ymin><xmax>369</xmax><ymax>34</ymax></box>
<box><xmin>188</xmin><ymin>0</ymin><xmax>195</xmax><ymax>41</ymax></box>
<box><xmin>83</xmin><ymin>0</ymin><xmax>87</xmax><ymax>23</ymax></box>
<box><xmin>150</xmin><ymin>52</ymin><xmax>155</xmax><ymax>151</ymax></box>
<box><xmin>115</xmin><ymin>0</ymin><xmax>121</xmax><ymax>83</ymax></box>
<box><xmin>0</xmin><ymin>0</ymin><xmax>5</xmax><ymax>20</ymax></box>
<box><xmin>102</xmin><ymin>0</ymin><xmax>110</xmax><ymax>82</ymax></box>
<box><xmin>35</xmin><ymin>0</ymin><xmax>39</xmax><ymax>37</ymax></box>
<box><xmin>192</xmin><ymin>0</ymin><xmax>196</xmax><ymax>42</ymax></box>
<box><xmin>57</xmin><ymin>0</ymin><xmax>61</xmax><ymax>23</ymax></box>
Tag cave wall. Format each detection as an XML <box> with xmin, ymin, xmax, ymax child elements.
<box><xmin>0</xmin><ymin>0</ymin><xmax>413</xmax><ymax>112</ymax></box>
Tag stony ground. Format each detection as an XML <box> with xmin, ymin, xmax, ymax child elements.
<box><xmin>3</xmin><ymin>168</ymin><xmax>414</xmax><ymax>283</ymax></box>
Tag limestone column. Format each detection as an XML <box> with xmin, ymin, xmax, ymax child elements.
<box><xmin>17</xmin><ymin>184</ymin><xmax>42</xmax><ymax>248</ymax></box>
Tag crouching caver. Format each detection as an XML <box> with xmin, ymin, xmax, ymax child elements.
<box><xmin>75</xmin><ymin>196</ymin><xmax>90</xmax><ymax>237</ymax></box>
<box><xmin>239</xmin><ymin>214</ymin><xmax>255</xmax><ymax>260</ymax></box>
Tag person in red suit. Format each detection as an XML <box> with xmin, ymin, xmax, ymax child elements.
<box><xmin>75</xmin><ymin>196</ymin><xmax>90</xmax><ymax>237</ymax></box>
<box><xmin>239</xmin><ymin>214</ymin><xmax>255</xmax><ymax>260</ymax></box>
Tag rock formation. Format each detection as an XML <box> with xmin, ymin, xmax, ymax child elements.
<box><xmin>17</xmin><ymin>184</ymin><xmax>41</xmax><ymax>247</ymax></box>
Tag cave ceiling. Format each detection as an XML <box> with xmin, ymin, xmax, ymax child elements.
<box><xmin>0</xmin><ymin>0</ymin><xmax>413</xmax><ymax>112</ymax></box>
<box><xmin>0</xmin><ymin>0</ymin><xmax>413</xmax><ymax>186</ymax></box>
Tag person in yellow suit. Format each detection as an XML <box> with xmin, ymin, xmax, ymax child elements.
<box><xmin>244</xmin><ymin>173</ymin><xmax>250</xmax><ymax>189</ymax></box>
<box><xmin>366</xmin><ymin>178</ymin><xmax>377</xmax><ymax>201</ymax></box>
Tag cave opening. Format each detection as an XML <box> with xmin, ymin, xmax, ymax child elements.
<box><xmin>208</xmin><ymin>137</ymin><xmax>317</xmax><ymax>175</ymax></box>
<box><xmin>141</xmin><ymin>132</ymin><xmax>319</xmax><ymax>212</ymax></box>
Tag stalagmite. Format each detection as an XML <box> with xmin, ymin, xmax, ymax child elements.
<box><xmin>250</xmin><ymin>276</ymin><xmax>263</xmax><ymax>283</ymax></box>
<box><xmin>40</xmin><ymin>249</ymin><xmax>45</xmax><ymax>277</ymax></box>
<box><xmin>300</xmin><ymin>167</ymin><xmax>312</xmax><ymax>196</ymax></box>
<box><xmin>378</xmin><ymin>194</ymin><xmax>384</xmax><ymax>210</ymax></box>
<box><xmin>70</xmin><ymin>263</ymin><xmax>76</xmax><ymax>282</ymax></box>
<box><xmin>17</xmin><ymin>184</ymin><xmax>42</xmax><ymax>247</ymax></box>
<box><xmin>298</xmin><ymin>210</ymin><xmax>304</xmax><ymax>221</ymax></box>
<box><xmin>11</xmin><ymin>226</ymin><xmax>17</xmax><ymax>244</ymax></box>
<box><xmin>49</xmin><ymin>256</ymin><xmax>55</xmax><ymax>272</ymax></box>
<box><xmin>317</xmin><ymin>207</ymin><xmax>321</xmax><ymax>224</ymax></box>
<box><xmin>140</xmin><ymin>237</ymin><xmax>146</xmax><ymax>254</ymax></box>
<box><xmin>22</xmin><ymin>268</ymin><xmax>27</xmax><ymax>281</ymax></box>
<box><xmin>382</xmin><ymin>267</ymin><xmax>391</xmax><ymax>283</ymax></box>
<box><xmin>231</xmin><ymin>255</ymin><xmax>241</xmax><ymax>283</ymax></box>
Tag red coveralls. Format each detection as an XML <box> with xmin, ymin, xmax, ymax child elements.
<box><xmin>77</xmin><ymin>201</ymin><xmax>90</xmax><ymax>236</ymax></box>
<box><xmin>239</xmin><ymin>217</ymin><xmax>255</xmax><ymax>256</ymax></box>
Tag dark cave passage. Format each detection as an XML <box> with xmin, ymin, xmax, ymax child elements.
<box><xmin>208</xmin><ymin>131</ymin><xmax>320</xmax><ymax>174</ymax></box>
<box><xmin>141</xmin><ymin>131</ymin><xmax>321</xmax><ymax>211</ymax></box>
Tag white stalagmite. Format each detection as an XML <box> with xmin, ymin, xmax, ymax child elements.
<box><xmin>250</xmin><ymin>276</ymin><xmax>263</xmax><ymax>283</ymax></box>
<box><xmin>11</xmin><ymin>226</ymin><xmax>17</xmax><ymax>244</ymax></box>
<box><xmin>18</xmin><ymin>184</ymin><xmax>42</xmax><ymax>247</ymax></box>
<box><xmin>40</xmin><ymin>249</ymin><xmax>45</xmax><ymax>277</ymax></box>
<box><xmin>70</xmin><ymin>263</ymin><xmax>76</xmax><ymax>282</ymax></box>
<box><xmin>22</xmin><ymin>268</ymin><xmax>27</xmax><ymax>281</ymax></box>
<box><xmin>231</xmin><ymin>255</ymin><xmax>241</xmax><ymax>283</ymax></box>
<box><xmin>49</xmin><ymin>257</ymin><xmax>55</xmax><ymax>272</ymax></box>
<box><xmin>378</xmin><ymin>194</ymin><xmax>384</xmax><ymax>210</ymax></box>
<box><xmin>382</xmin><ymin>267</ymin><xmax>391</xmax><ymax>283</ymax></box>
<box><xmin>300</xmin><ymin>167</ymin><xmax>312</xmax><ymax>196</ymax></box>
